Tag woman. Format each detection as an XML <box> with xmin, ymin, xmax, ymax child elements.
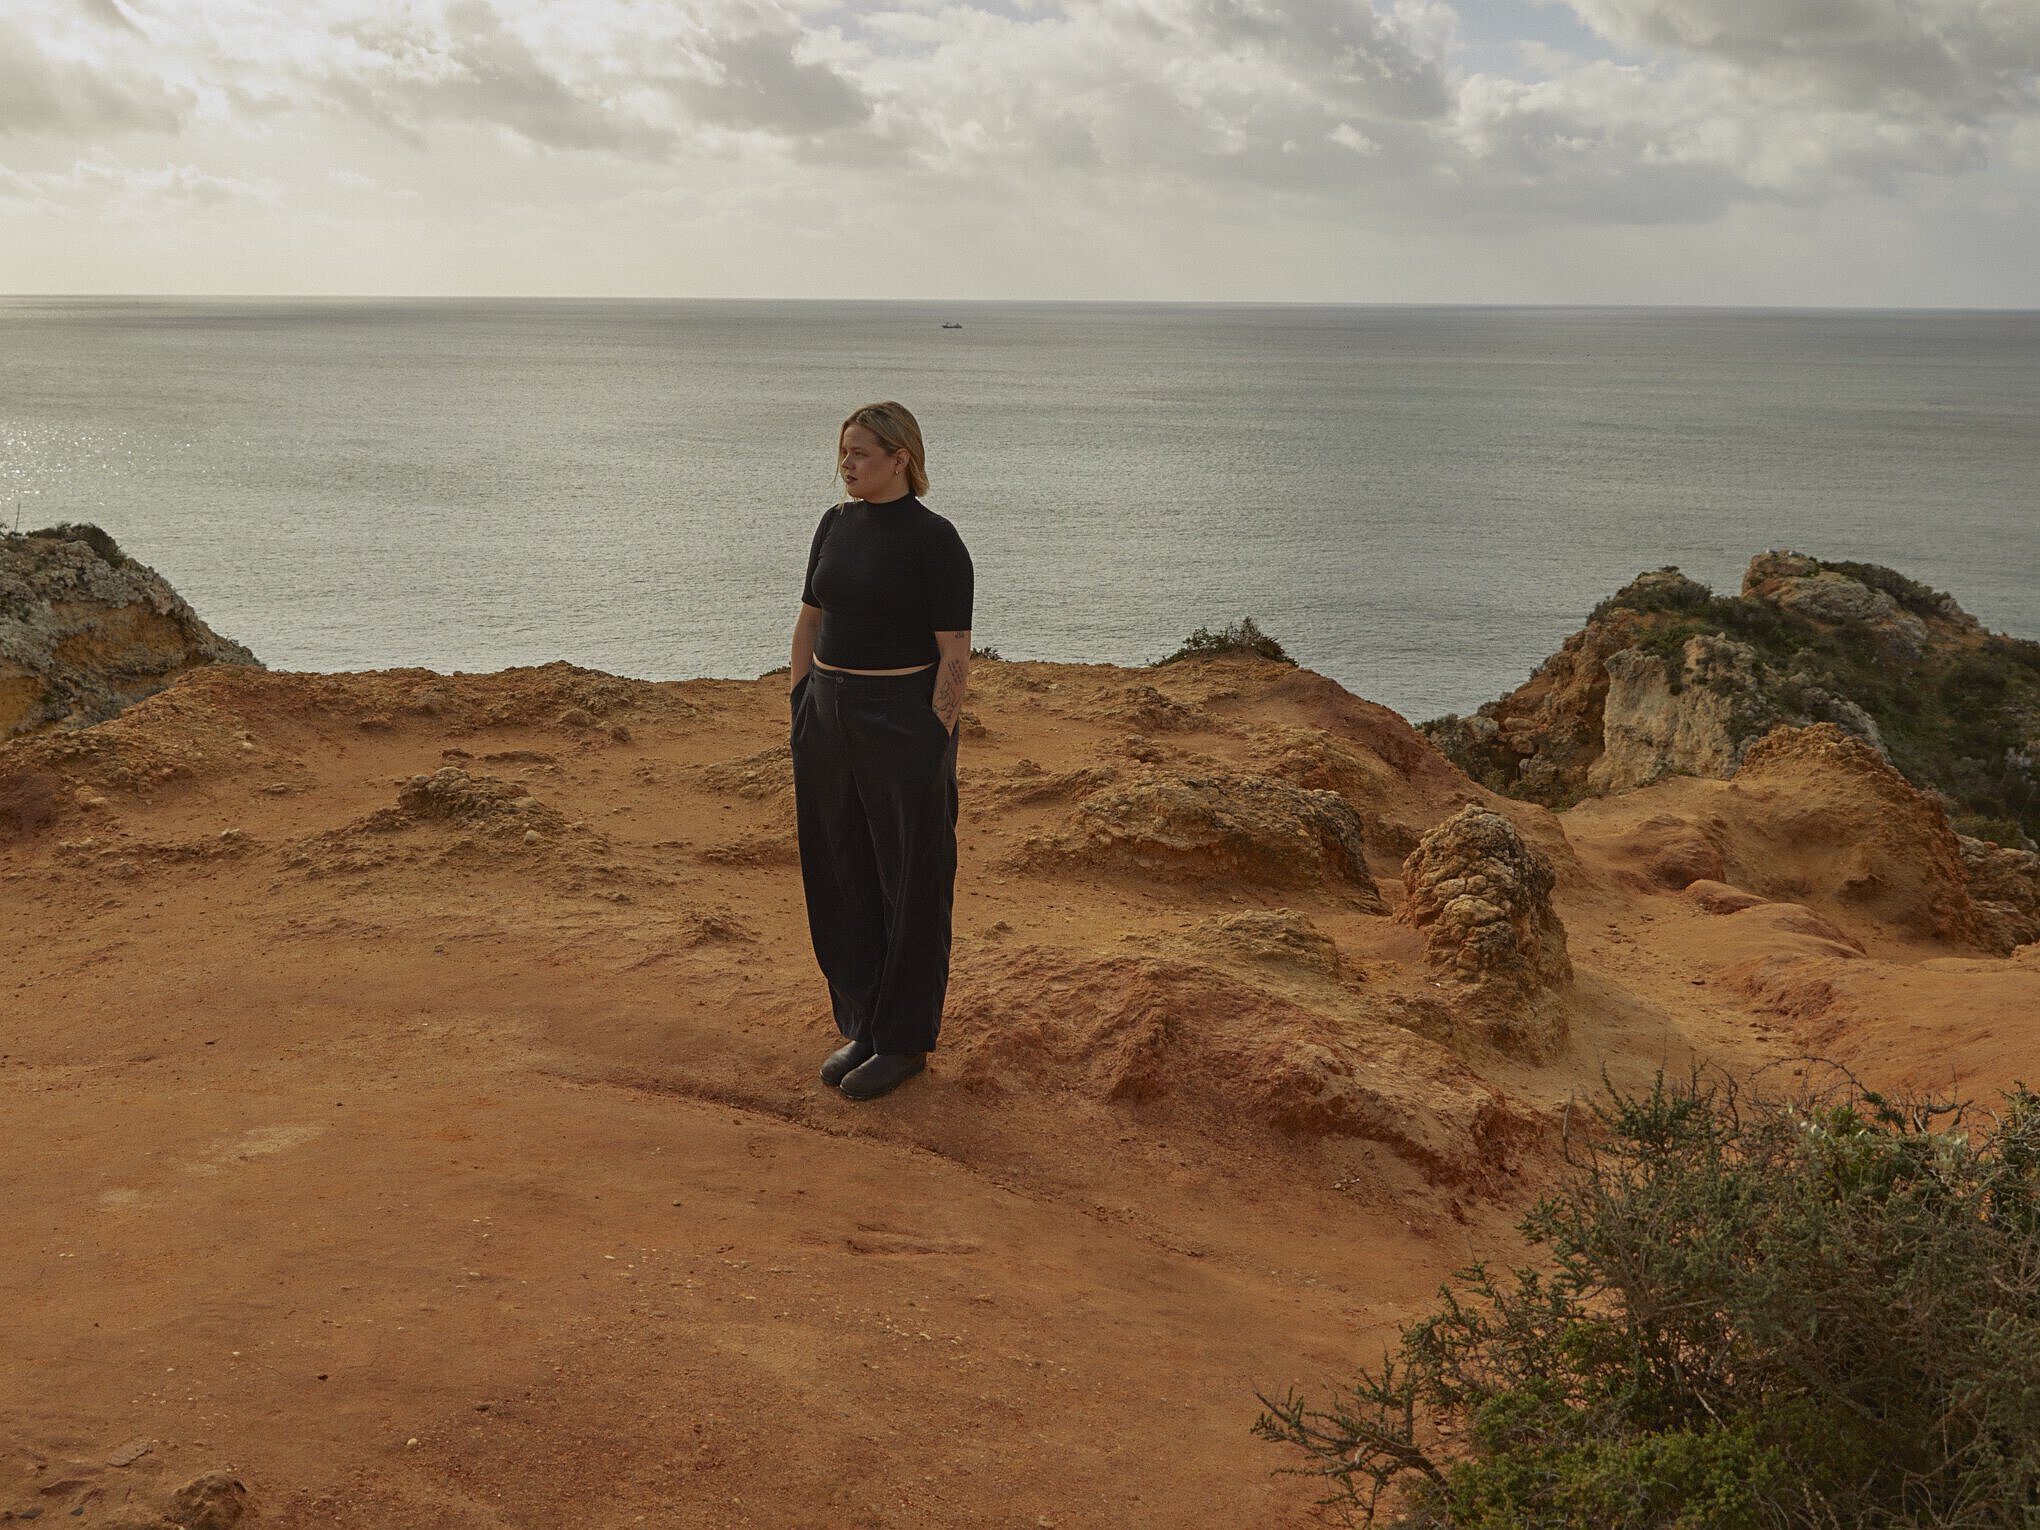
<box><xmin>788</xmin><ymin>402</ymin><xmax>973</xmax><ymax>1101</ymax></box>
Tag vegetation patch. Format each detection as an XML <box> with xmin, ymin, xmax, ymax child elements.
<box><xmin>1257</xmin><ymin>1071</ymin><xmax>2040</xmax><ymax>1528</ymax></box>
<box><xmin>1155</xmin><ymin>616</ymin><xmax>1294</xmax><ymax>667</ymax></box>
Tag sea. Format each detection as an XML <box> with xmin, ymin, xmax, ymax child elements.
<box><xmin>3</xmin><ymin>298</ymin><xmax>2035</xmax><ymax>724</ymax></box>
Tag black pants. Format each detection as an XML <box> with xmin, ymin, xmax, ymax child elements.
<box><xmin>791</xmin><ymin>665</ymin><xmax>959</xmax><ymax>1055</ymax></box>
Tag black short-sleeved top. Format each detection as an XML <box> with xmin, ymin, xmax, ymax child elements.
<box><xmin>801</xmin><ymin>495</ymin><xmax>973</xmax><ymax>669</ymax></box>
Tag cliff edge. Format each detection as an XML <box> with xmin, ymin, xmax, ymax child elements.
<box><xmin>1423</xmin><ymin>552</ymin><xmax>2040</xmax><ymax>851</ymax></box>
<box><xmin>1</xmin><ymin>522</ymin><xmax>261</xmax><ymax>740</ymax></box>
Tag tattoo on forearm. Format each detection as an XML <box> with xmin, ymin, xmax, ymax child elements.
<box><xmin>932</xmin><ymin>655</ymin><xmax>969</xmax><ymax>727</ymax></box>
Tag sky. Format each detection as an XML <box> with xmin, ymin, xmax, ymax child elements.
<box><xmin>2</xmin><ymin>0</ymin><xmax>2036</xmax><ymax>304</ymax></box>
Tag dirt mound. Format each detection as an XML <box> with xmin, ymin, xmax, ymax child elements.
<box><xmin>697</xmin><ymin>742</ymin><xmax>794</xmax><ymax>800</ymax></box>
<box><xmin>1018</xmin><ymin>769</ymin><xmax>1385</xmax><ymax>906</ymax></box>
<box><xmin>1728</xmin><ymin>724</ymin><xmax>1991</xmax><ymax>948</ymax></box>
<box><xmin>393</xmin><ymin>766</ymin><xmax>561</xmax><ymax>829</ymax></box>
<box><xmin>1399</xmin><ymin>806</ymin><xmax>1571</xmax><ymax>1057</ymax></box>
<box><xmin>944</xmin><ymin>944</ymin><xmax>1528</xmax><ymax>1184</ymax></box>
<box><xmin>1182</xmin><ymin>908</ymin><xmax>1346</xmax><ymax>977</ymax></box>
<box><xmin>1587</xmin><ymin>811</ymin><xmax>1730</xmax><ymax>891</ymax></box>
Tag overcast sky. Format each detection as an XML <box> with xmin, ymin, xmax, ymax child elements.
<box><xmin>3</xmin><ymin>0</ymin><xmax>2036</xmax><ymax>304</ymax></box>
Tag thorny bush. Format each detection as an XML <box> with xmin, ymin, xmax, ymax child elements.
<box><xmin>1256</xmin><ymin>1070</ymin><xmax>2040</xmax><ymax>1528</ymax></box>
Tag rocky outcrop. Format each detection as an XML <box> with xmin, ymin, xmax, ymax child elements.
<box><xmin>1398</xmin><ymin>805</ymin><xmax>1571</xmax><ymax>1055</ymax></box>
<box><xmin>1742</xmin><ymin>551</ymin><xmax>1951</xmax><ymax>655</ymax></box>
<box><xmin>1959</xmin><ymin>834</ymin><xmax>2040</xmax><ymax>950</ymax></box>
<box><xmin>1728</xmin><ymin>724</ymin><xmax>1993</xmax><ymax>949</ymax></box>
<box><xmin>1019</xmin><ymin>769</ymin><xmax>1384</xmax><ymax>907</ymax></box>
<box><xmin>1590</xmin><ymin>634</ymin><xmax>1778</xmax><ymax>791</ymax></box>
<box><xmin>1422</xmin><ymin>553</ymin><xmax>2039</xmax><ymax>851</ymax></box>
<box><xmin>1</xmin><ymin>524</ymin><xmax>260</xmax><ymax>739</ymax></box>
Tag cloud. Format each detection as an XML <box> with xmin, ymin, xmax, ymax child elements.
<box><xmin>1562</xmin><ymin>0</ymin><xmax>2040</xmax><ymax>115</ymax></box>
<box><xmin>317</xmin><ymin>0</ymin><xmax>683</xmax><ymax>156</ymax></box>
<box><xmin>673</xmin><ymin>20</ymin><xmax>874</xmax><ymax>135</ymax></box>
<box><xmin>0</xmin><ymin>0</ymin><xmax>2036</xmax><ymax>266</ymax></box>
<box><xmin>0</xmin><ymin>18</ymin><xmax>189</xmax><ymax>136</ymax></box>
<box><xmin>0</xmin><ymin>153</ymin><xmax>283</xmax><ymax>212</ymax></box>
<box><xmin>77</xmin><ymin>0</ymin><xmax>141</xmax><ymax>34</ymax></box>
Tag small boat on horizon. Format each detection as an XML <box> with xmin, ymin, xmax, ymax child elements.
<box><xmin>941</xmin><ymin>322</ymin><xmax>963</xmax><ymax>329</ymax></box>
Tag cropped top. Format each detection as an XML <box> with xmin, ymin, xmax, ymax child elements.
<box><xmin>800</xmin><ymin>495</ymin><xmax>974</xmax><ymax>669</ymax></box>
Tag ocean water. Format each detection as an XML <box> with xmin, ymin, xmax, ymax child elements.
<box><xmin>2</xmin><ymin>298</ymin><xmax>2035</xmax><ymax>724</ymax></box>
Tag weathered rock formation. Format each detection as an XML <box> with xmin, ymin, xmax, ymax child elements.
<box><xmin>1397</xmin><ymin>805</ymin><xmax>1571</xmax><ymax>1055</ymax></box>
<box><xmin>1959</xmin><ymin>834</ymin><xmax>2040</xmax><ymax>951</ymax></box>
<box><xmin>1020</xmin><ymin>769</ymin><xmax>1385</xmax><ymax>907</ymax></box>
<box><xmin>943</xmin><ymin>944</ymin><xmax>1529</xmax><ymax>1184</ymax></box>
<box><xmin>1</xmin><ymin>524</ymin><xmax>260</xmax><ymax>739</ymax></box>
<box><xmin>1714</xmin><ymin>724</ymin><xmax>1992</xmax><ymax>950</ymax></box>
<box><xmin>1423</xmin><ymin>554</ymin><xmax>2039</xmax><ymax>851</ymax></box>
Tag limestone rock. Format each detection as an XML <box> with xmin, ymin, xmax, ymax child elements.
<box><xmin>1023</xmin><ymin>770</ymin><xmax>1384</xmax><ymax>906</ymax></box>
<box><xmin>1</xmin><ymin>524</ymin><xmax>259</xmax><ymax>739</ymax></box>
<box><xmin>1959</xmin><ymin>834</ymin><xmax>2040</xmax><ymax>950</ymax></box>
<box><xmin>1591</xmin><ymin>635</ymin><xmax>1769</xmax><ymax>790</ymax></box>
<box><xmin>1743</xmin><ymin>555</ymin><xmax>1930</xmax><ymax>655</ymax></box>
<box><xmin>1399</xmin><ymin>806</ymin><xmax>1572</xmax><ymax>1052</ymax></box>
<box><xmin>1422</xmin><ymin>552</ymin><xmax>2026</xmax><ymax>844</ymax></box>
<box><xmin>1185</xmin><ymin>909</ymin><xmax>1344</xmax><ymax>977</ymax></box>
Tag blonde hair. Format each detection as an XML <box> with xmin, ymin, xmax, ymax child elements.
<box><xmin>839</xmin><ymin>401</ymin><xmax>929</xmax><ymax>498</ymax></box>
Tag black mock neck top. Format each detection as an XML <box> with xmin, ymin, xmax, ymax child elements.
<box><xmin>800</xmin><ymin>495</ymin><xmax>974</xmax><ymax>669</ymax></box>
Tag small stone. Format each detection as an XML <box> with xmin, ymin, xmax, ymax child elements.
<box><xmin>405</xmin><ymin>1437</ymin><xmax>420</xmax><ymax>1449</ymax></box>
<box><xmin>107</xmin><ymin>1437</ymin><xmax>154</xmax><ymax>1467</ymax></box>
<box><xmin>523</xmin><ymin>830</ymin><xmax>542</xmax><ymax>846</ymax></box>
<box><xmin>165</xmin><ymin>1471</ymin><xmax>249</xmax><ymax>1530</ymax></box>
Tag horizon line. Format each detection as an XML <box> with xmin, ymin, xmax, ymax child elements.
<box><xmin>3</xmin><ymin>293</ymin><xmax>2037</xmax><ymax>315</ymax></box>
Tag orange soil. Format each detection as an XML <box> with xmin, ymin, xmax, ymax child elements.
<box><xmin>4</xmin><ymin>658</ymin><xmax>2032</xmax><ymax>1528</ymax></box>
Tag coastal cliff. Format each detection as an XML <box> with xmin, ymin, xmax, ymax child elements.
<box><xmin>3</xmin><ymin>547</ymin><xmax>2036</xmax><ymax>1528</ymax></box>
<box><xmin>0</xmin><ymin>523</ymin><xmax>260</xmax><ymax>741</ymax></box>
<box><xmin>1423</xmin><ymin>552</ymin><xmax>2040</xmax><ymax>850</ymax></box>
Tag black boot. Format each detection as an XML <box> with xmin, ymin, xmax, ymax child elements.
<box><xmin>820</xmin><ymin>1038</ymin><xmax>875</xmax><ymax>1088</ymax></box>
<box><xmin>838</xmin><ymin>1053</ymin><xmax>927</xmax><ymax>1101</ymax></box>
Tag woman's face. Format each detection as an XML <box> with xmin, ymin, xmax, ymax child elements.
<box><xmin>839</xmin><ymin>425</ymin><xmax>908</xmax><ymax>500</ymax></box>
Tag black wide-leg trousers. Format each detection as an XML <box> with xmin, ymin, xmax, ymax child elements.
<box><xmin>791</xmin><ymin>665</ymin><xmax>959</xmax><ymax>1056</ymax></box>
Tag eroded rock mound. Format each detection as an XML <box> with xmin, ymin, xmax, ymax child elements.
<box><xmin>1729</xmin><ymin>724</ymin><xmax>1991</xmax><ymax>949</ymax></box>
<box><xmin>1184</xmin><ymin>909</ymin><xmax>1344</xmax><ymax>977</ymax></box>
<box><xmin>1020</xmin><ymin>770</ymin><xmax>1383</xmax><ymax>906</ymax></box>
<box><xmin>394</xmin><ymin>766</ymin><xmax>555</xmax><ymax>827</ymax></box>
<box><xmin>1249</xmin><ymin>725</ymin><xmax>1428</xmax><ymax>856</ymax></box>
<box><xmin>944</xmin><ymin>945</ymin><xmax>1527</xmax><ymax>1183</ymax></box>
<box><xmin>1399</xmin><ymin>806</ymin><xmax>1571</xmax><ymax>1052</ymax></box>
<box><xmin>1</xmin><ymin>524</ymin><xmax>259</xmax><ymax>739</ymax></box>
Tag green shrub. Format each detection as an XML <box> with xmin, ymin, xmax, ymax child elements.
<box><xmin>1817</xmin><ymin>559</ymin><xmax>1955</xmax><ymax>622</ymax></box>
<box><xmin>37</xmin><ymin>522</ymin><xmax>128</xmax><ymax>565</ymax></box>
<box><xmin>1256</xmin><ymin>1071</ymin><xmax>2040</xmax><ymax>1528</ymax></box>
<box><xmin>1155</xmin><ymin>616</ymin><xmax>1294</xmax><ymax>666</ymax></box>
